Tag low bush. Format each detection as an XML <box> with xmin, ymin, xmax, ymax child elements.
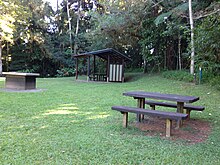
<box><xmin>209</xmin><ymin>76</ymin><xmax>220</xmax><ymax>90</ymax></box>
<box><xmin>55</xmin><ymin>68</ymin><xmax>75</xmax><ymax>77</ymax></box>
<box><xmin>162</xmin><ymin>70</ymin><xmax>220</xmax><ymax>90</ymax></box>
<box><xmin>162</xmin><ymin>70</ymin><xmax>194</xmax><ymax>82</ymax></box>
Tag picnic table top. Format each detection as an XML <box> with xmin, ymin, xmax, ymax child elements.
<box><xmin>2</xmin><ymin>72</ymin><xmax>40</xmax><ymax>77</ymax></box>
<box><xmin>123</xmin><ymin>91</ymin><xmax>199</xmax><ymax>103</ymax></box>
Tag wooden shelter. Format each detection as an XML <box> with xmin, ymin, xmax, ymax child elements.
<box><xmin>73</xmin><ymin>48</ymin><xmax>131</xmax><ymax>82</ymax></box>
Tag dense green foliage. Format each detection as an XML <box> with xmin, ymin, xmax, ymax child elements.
<box><xmin>0</xmin><ymin>0</ymin><xmax>220</xmax><ymax>83</ymax></box>
<box><xmin>162</xmin><ymin>70</ymin><xmax>220</xmax><ymax>90</ymax></box>
<box><xmin>0</xmin><ymin>75</ymin><xmax>220</xmax><ymax>164</ymax></box>
<box><xmin>162</xmin><ymin>70</ymin><xmax>194</xmax><ymax>82</ymax></box>
<box><xmin>194</xmin><ymin>14</ymin><xmax>220</xmax><ymax>77</ymax></box>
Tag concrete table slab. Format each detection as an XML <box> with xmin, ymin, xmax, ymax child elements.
<box><xmin>2</xmin><ymin>72</ymin><xmax>40</xmax><ymax>90</ymax></box>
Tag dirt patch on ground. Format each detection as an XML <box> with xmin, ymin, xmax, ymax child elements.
<box><xmin>133</xmin><ymin>117</ymin><xmax>211</xmax><ymax>144</ymax></box>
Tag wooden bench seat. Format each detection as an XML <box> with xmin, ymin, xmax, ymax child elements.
<box><xmin>89</xmin><ymin>75</ymin><xmax>97</xmax><ymax>81</ymax></box>
<box><xmin>111</xmin><ymin>106</ymin><xmax>188</xmax><ymax>137</ymax></box>
<box><xmin>145</xmin><ymin>100</ymin><xmax>205</xmax><ymax>119</ymax></box>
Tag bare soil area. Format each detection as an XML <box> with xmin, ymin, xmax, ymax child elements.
<box><xmin>133</xmin><ymin>117</ymin><xmax>211</xmax><ymax>144</ymax></box>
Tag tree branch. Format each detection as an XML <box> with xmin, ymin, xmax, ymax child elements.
<box><xmin>194</xmin><ymin>9</ymin><xmax>220</xmax><ymax>20</ymax></box>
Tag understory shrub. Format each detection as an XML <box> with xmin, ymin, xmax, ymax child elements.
<box><xmin>162</xmin><ymin>70</ymin><xmax>194</xmax><ymax>82</ymax></box>
<box><xmin>162</xmin><ymin>70</ymin><xmax>220</xmax><ymax>90</ymax></box>
<box><xmin>18</xmin><ymin>69</ymin><xmax>36</xmax><ymax>73</ymax></box>
<box><xmin>209</xmin><ymin>76</ymin><xmax>220</xmax><ymax>90</ymax></box>
<box><xmin>56</xmin><ymin>68</ymin><xmax>75</xmax><ymax>77</ymax></box>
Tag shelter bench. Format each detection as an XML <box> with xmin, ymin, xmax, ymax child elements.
<box><xmin>111</xmin><ymin>106</ymin><xmax>188</xmax><ymax>137</ymax></box>
<box><xmin>145</xmin><ymin>100</ymin><xmax>205</xmax><ymax>119</ymax></box>
<box><xmin>89</xmin><ymin>74</ymin><xmax>107</xmax><ymax>81</ymax></box>
<box><xmin>89</xmin><ymin>75</ymin><xmax>97</xmax><ymax>81</ymax></box>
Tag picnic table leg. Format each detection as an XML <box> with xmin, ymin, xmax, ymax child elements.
<box><xmin>176</xmin><ymin>102</ymin><xmax>184</xmax><ymax>128</ymax></box>
<box><xmin>166</xmin><ymin>119</ymin><xmax>172</xmax><ymax>137</ymax></box>
<box><xmin>150</xmin><ymin>104</ymin><xmax>155</xmax><ymax>110</ymax></box>
<box><xmin>137</xmin><ymin>98</ymin><xmax>145</xmax><ymax>122</ymax></box>
<box><xmin>122</xmin><ymin>112</ymin><xmax>128</xmax><ymax>128</ymax></box>
<box><xmin>186</xmin><ymin>109</ymin><xmax>191</xmax><ymax>120</ymax></box>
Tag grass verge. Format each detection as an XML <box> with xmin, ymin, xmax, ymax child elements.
<box><xmin>0</xmin><ymin>74</ymin><xmax>220</xmax><ymax>164</ymax></box>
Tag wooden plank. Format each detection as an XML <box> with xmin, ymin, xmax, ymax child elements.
<box><xmin>119</xmin><ymin>64</ymin><xmax>122</xmax><ymax>82</ymax></box>
<box><xmin>109</xmin><ymin>64</ymin><xmax>113</xmax><ymax>81</ymax></box>
<box><xmin>112</xmin><ymin>106</ymin><xmax>188</xmax><ymax>137</ymax></box>
<box><xmin>145</xmin><ymin>100</ymin><xmax>205</xmax><ymax>111</ymax></box>
<box><xmin>123</xmin><ymin>91</ymin><xmax>199</xmax><ymax>103</ymax></box>
<box><xmin>111</xmin><ymin>106</ymin><xmax>188</xmax><ymax>120</ymax></box>
<box><xmin>116</xmin><ymin>64</ymin><xmax>120</xmax><ymax>81</ymax></box>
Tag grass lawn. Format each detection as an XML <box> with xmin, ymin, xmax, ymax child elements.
<box><xmin>0</xmin><ymin>73</ymin><xmax>220</xmax><ymax>164</ymax></box>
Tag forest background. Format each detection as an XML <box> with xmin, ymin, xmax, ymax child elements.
<box><xmin>0</xmin><ymin>0</ymin><xmax>220</xmax><ymax>87</ymax></box>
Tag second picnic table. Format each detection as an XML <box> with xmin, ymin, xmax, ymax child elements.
<box><xmin>123</xmin><ymin>91</ymin><xmax>200</xmax><ymax>126</ymax></box>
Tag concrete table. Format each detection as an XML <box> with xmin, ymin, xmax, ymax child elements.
<box><xmin>2</xmin><ymin>72</ymin><xmax>40</xmax><ymax>90</ymax></box>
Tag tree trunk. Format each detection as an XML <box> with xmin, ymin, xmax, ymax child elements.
<box><xmin>178</xmin><ymin>33</ymin><xmax>182</xmax><ymax>70</ymax></box>
<box><xmin>74</xmin><ymin>0</ymin><xmax>80</xmax><ymax>55</ymax></box>
<box><xmin>66</xmin><ymin>0</ymin><xmax>73</xmax><ymax>54</ymax></box>
<box><xmin>0</xmin><ymin>36</ymin><xmax>2</xmax><ymax>75</ymax></box>
<box><xmin>143</xmin><ymin>58</ymin><xmax>147</xmax><ymax>73</ymax></box>
<box><xmin>189</xmin><ymin>0</ymin><xmax>195</xmax><ymax>74</ymax></box>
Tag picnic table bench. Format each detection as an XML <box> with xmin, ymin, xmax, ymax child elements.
<box><xmin>2</xmin><ymin>72</ymin><xmax>40</xmax><ymax>90</ymax></box>
<box><xmin>145</xmin><ymin>100</ymin><xmax>205</xmax><ymax>119</ymax></box>
<box><xmin>123</xmin><ymin>91</ymin><xmax>200</xmax><ymax>127</ymax></box>
<box><xmin>111</xmin><ymin>91</ymin><xmax>204</xmax><ymax>137</ymax></box>
<box><xmin>112</xmin><ymin>106</ymin><xmax>188</xmax><ymax>137</ymax></box>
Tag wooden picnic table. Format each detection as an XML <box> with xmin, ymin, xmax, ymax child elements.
<box><xmin>89</xmin><ymin>73</ymin><xmax>107</xmax><ymax>81</ymax></box>
<box><xmin>123</xmin><ymin>91</ymin><xmax>199</xmax><ymax>127</ymax></box>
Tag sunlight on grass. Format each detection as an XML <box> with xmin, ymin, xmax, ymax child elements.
<box><xmin>86</xmin><ymin>113</ymin><xmax>110</xmax><ymax>120</ymax></box>
<box><xmin>40</xmin><ymin>125</ymin><xmax>48</xmax><ymax>129</ymax></box>
<box><xmin>44</xmin><ymin>110</ymin><xmax>76</xmax><ymax>115</ymax></box>
<box><xmin>33</xmin><ymin>104</ymin><xmax>79</xmax><ymax>118</ymax></box>
<box><xmin>43</xmin><ymin>103</ymin><xmax>79</xmax><ymax>115</ymax></box>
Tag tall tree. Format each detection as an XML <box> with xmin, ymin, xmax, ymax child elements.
<box><xmin>66</xmin><ymin>0</ymin><xmax>73</xmax><ymax>53</ymax></box>
<box><xmin>73</xmin><ymin>0</ymin><xmax>80</xmax><ymax>55</ymax></box>
<box><xmin>189</xmin><ymin>0</ymin><xmax>195</xmax><ymax>74</ymax></box>
<box><xmin>0</xmin><ymin>0</ymin><xmax>22</xmax><ymax>74</ymax></box>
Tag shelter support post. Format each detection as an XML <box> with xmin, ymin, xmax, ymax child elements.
<box><xmin>107</xmin><ymin>54</ymin><xmax>110</xmax><ymax>82</ymax></box>
<box><xmin>87</xmin><ymin>56</ymin><xmax>91</xmax><ymax>81</ymax></box>
<box><xmin>122</xmin><ymin>59</ymin><xmax>125</xmax><ymax>82</ymax></box>
<box><xmin>75</xmin><ymin>58</ymin><xmax>78</xmax><ymax>80</ymax></box>
<box><xmin>93</xmin><ymin>55</ymin><xmax>96</xmax><ymax>74</ymax></box>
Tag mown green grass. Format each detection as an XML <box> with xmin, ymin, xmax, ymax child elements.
<box><xmin>0</xmin><ymin>74</ymin><xmax>220</xmax><ymax>164</ymax></box>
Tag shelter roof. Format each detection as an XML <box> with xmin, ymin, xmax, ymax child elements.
<box><xmin>73</xmin><ymin>48</ymin><xmax>132</xmax><ymax>62</ymax></box>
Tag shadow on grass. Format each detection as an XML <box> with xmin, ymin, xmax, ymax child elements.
<box><xmin>125</xmin><ymin>72</ymin><xmax>145</xmax><ymax>82</ymax></box>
